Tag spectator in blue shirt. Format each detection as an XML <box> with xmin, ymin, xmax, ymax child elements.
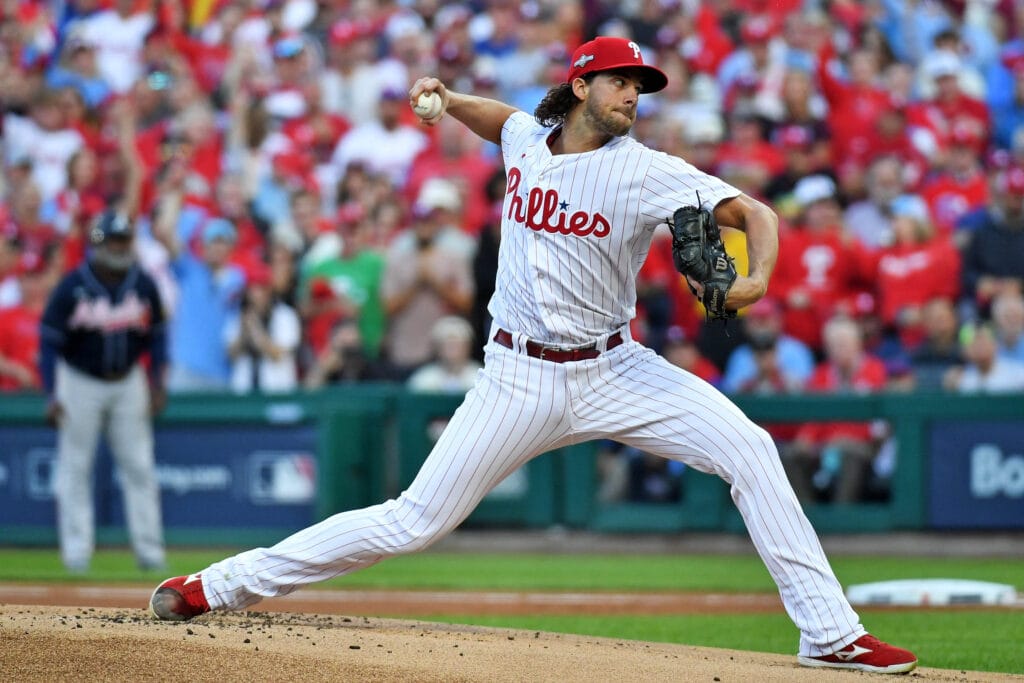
<box><xmin>156</xmin><ymin>217</ymin><xmax>245</xmax><ymax>391</ymax></box>
<box><xmin>722</xmin><ymin>297</ymin><xmax>815</xmax><ymax>394</ymax></box>
<box><xmin>45</xmin><ymin>36</ymin><xmax>111</xmax><ymax>109</ymax></box>
<box><xmin>991</xmin><ymin>61</ymin><xmax>1024</xmax><ymax>150</ymax></box>
<box><xmin>991</xmin><ymin>291</ymin><xmax>1024</xmax><ymax>363</ymax></box>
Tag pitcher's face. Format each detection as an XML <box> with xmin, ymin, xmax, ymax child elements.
<box><xmin>579</xmin><ymin>71</ymin><xmax>644</xmax><ymax>138</ymax></box>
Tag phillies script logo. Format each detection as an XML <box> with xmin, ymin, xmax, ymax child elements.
<box><xmin>506</xmin><ymin>167</ymin><xmax>610</xmax><ymax>238</ymax></box>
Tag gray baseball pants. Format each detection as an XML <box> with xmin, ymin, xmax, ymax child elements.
<box><xmin>55</xmin><ymin>361</ymin><xmax>165</xmax><ymax>569</ymax></box>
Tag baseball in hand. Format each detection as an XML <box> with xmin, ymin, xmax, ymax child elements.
<box><xmin>413</xmin><ymin>92</ymin><xmax>442</xmax><ymax>119</ymax></box>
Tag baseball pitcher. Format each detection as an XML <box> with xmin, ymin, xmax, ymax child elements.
<box><xmin>151</xmin><ymin>37</ymin><xmax>916</xmax><ymax>674</ymax></box>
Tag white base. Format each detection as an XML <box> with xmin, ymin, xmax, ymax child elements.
<box><xmin>846</xmin><ymin>579</ymin><xmax>1018</xmax><ymax>606</ymax></box>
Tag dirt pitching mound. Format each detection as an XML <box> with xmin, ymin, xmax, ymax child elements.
<box><xmin>0</xmin><ymin>605</ymin><xmax>1012</xmax><ymax>682</ymax></box>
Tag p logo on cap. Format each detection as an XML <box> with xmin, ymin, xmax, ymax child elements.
<box><xmin>566</xmin><ymin>36</ymin><xmax>668</xmax><ymax>93</ymax></box>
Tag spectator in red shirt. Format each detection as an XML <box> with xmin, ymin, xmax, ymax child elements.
<box><xmin>155</xmin><ymin>3</ymin><xmax>233</xmax><ymax>96</ymax></box>
<box><xmin>867</xmin><ymin>194</ymin><xmax>961</xmax><ymax>349</ymax></box>
<box><xmin>280</xmin><ymin>81</ymin><xmax>351</xmax><ymax>171</ymax></box>
<box><xmin>714</xmin><ymin>107</ymin><xmax>784</xmax><ymax>198</ymax></box>
<box><xmin>920</xmin><ymin>125</ymin><xmax>990</xmax><ymax>235</ymax></box>
<box><xmin>838</xmin><ymin>95</ymin><xmax>928</xmax><ymax>201</ymax></box>
<box><xmin>404</xmin><ymin>115</ymin><xmax>497</xmax><ymax>236</ymax></box>
<box><xmin>661</xmin><ymin>325</ymin><xmax>721</xmax><ymax>387</ymax></box>
<box><xmin>816</xmin><ymin>46</ymin><xmax>891</xmax><ymax>176</ymax></box>
<box><xmin>0</xmin><ymin>250</ymin><xmax>51</xmax><ymax>391</ymax></box>
<box><xmin>657</xmin><ymin>4</ymin><xmax>733</xmax><ymax>79</ymax></box>
<box><xmin>772</xmin><ymin>175</ymin><xmax>867</xmax><ymax>351</ymax></box>
<box><xmin>50</xmin><ymin>146</ymin><xmax>105</xmax><ymax>271</ymax></box>
<box><xmin>0</xmin><ymin>224</ymin><xmax>22</xmax><ymax>308</ymax></box>
<box><xmin>784</xmin><ymin>316</ymin><xmax>888</xmax><ymax>503</ymax></box>
<box><xmin>764</xmin><ymin>122</ymin><xmax>834</xmax><ymax>222</ymax></box>
<box><xmin>168</xmin><ymin>100</ymin><xmax>223</xmax><ymax>194</ymax></box>
<box><xmin>906</xmin><ymin>51</ymin><xmax>990</xmax><ymax>159</ymax></box>
<box><xmin>5</xmin><ymin>182</ymin><xmax>59</xmax><ymax>272</ymax></box>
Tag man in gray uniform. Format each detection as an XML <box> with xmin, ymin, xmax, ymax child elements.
<box><xmin>39</xmin><ymin>210</ymin><xmax>168</xmax><ymax>572</ymax></box>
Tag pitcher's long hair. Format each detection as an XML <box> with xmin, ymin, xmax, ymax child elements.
<box><xmin>533</xmin><ymin>75</ymin><xmax>593</xmax><ymax>127</ymax></box>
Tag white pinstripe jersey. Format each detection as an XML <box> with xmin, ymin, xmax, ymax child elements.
<box><xmin>490</xmin><ymin>111</ymin><xmax>741</xmax><ymax>346</ymax></box>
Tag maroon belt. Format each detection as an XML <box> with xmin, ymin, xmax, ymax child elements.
<box><xmin>493</xmin><ymin>328</ymin><xmax>623</xmax><ymax>363</ymax></box>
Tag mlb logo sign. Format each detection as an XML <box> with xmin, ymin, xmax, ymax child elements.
<box><xmin>25</xmin><ymin>448</ymin><xmax>57</xmax><ymax>501</ymax></box>
<box><xmin>248</xmin><ymin>452</ymin><xmax>317</xmax><ymax>505</ymax></box>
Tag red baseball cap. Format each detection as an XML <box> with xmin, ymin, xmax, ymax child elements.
<box><xmin>566</xmin><ymin>36</ymin><xmax>668</xmax><ymax>93</ymax></box>
<box><xmin>246</xmin><ymin>261</ymin><xmax>273</xmax><ymax>287</ymax></box>
<box><xmin>777</xmin><ymin>124</ymin><xmax>813</xmax><ymax>150</ymax></box>
<box><xmin>949</xmin><ymin>122</ymin><xmax>983</xmax><ymax>147</ymax></box>
<box><xmin>1004</xmin><ymin>166</ymin><xmax>1024</xmax><ymax>195</ymax></box>
<box><xmin>746</xmin><ymin>297</ymin><xmax>782</xmax><ymax>318</ymax></box>
<box><xmin>740</xmin><ymin>15</ymin><xmax>774</xmax><ymax>43</ymax></box>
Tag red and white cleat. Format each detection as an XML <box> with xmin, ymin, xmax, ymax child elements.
<box><xmin>799</xmin><ymin>634</ymin><xmax>918</xmax><ymax>674</ymax></box>
<box><xmin>149</xmin><ymin>573</ymin><xmax>211</xmax><ymax>622</ymax></box>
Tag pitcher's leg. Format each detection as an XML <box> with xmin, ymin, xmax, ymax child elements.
<box><xmin>203</xmin><ymin>350</ymin><xmax>570</xmax><ymax>610</ymax></box>
<box><xmin>577</xmin><ymin>345</ymin><xmax>864</xmax><ymax>656</ymax></box>
<box><xmin>107</xmin><ymin>369</ymin><xmax>165</xmax><ymax>568</ymax></box>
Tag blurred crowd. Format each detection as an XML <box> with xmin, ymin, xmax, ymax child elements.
<box><xmin>0</xmin><ymin>0</ymin><xmax>1023</xmax><ymax>433</ymax></box>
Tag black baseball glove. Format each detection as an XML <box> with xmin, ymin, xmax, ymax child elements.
<box><xmin>668</xmin><ymin>204</ymin><xmax>738</xmax><ymax>322</ymax></box>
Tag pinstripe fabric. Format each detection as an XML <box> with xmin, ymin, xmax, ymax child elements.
<box><xmin>203</xmin><ymin>338</ymin><xmax>576</xmax><ymax>611</ymax></box>
<box><xmin>203</xmin><ymin>335</ymin><xmax>864</xmax><ymax>656</ymax></box>
<box><xmin>566</xmin><ymin>341</ymin><xmax>865</xmax><ymax>656</ymax></box>
<box><xmin>490</xmin><ymin>112</ymin><xmax>739</xmax><ymax>346</ymax></box>
<box><xmin>200</xmin><ymin>112</ymin><xmax>867</xmax><ymax>658</ymax></box>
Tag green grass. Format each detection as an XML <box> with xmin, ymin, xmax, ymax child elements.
<box><xmin>1</xmin><ymin>548</ymin><xmax>1022</xmax><ymax>674</ymax></box>
<box><xmin>5</xmin><ymin>549</ymin><xmax>1022</xmax><ymax>593</ymax></box>
<box><xmin>424</xmin><ymin>612</ymin><xmax>1024</xmax><ymax>674</ymax></box>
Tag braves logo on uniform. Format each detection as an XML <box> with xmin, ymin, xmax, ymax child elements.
<box><xmin>505</xmin><ymin>167</ymin><xmax>611</xmax><ymax>239</ymax></box>
<box><xmin>68</xmin><ymin>291</ymin><xmax>152</xmax><ymax>332</ymax></box>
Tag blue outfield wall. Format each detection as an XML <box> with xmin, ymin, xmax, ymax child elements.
<box><xmin>0</xmin><ymin>387</ymin><xmax>1022</xmax><ymax>546</ymax></box>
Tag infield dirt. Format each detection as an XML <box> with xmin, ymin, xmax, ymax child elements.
<box><xmin>1</xmin><ymin>603</ymin><xmax>1017</xmax><ymax>682</ymax></box>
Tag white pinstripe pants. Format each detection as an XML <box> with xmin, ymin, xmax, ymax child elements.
<box><xmin>202</xmin><ymin>333</ymin><xmax>864</xmax><ymax>656</ymax></box>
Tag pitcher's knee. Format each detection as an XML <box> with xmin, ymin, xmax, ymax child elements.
<box><xmin>379</xmin><ymin>497</ymin><xmax>456</xmax><ymax>555</ymax></box>
<box><xmin>720</xmin><ymin>422</ymin><xmax>783</xmax><ymax>481</ymax></box>
<box><xmin>735</xmin><ymin>421</ymin><xmax>778</xmax><ymax>458</ymax></box>
<box><xmin>395</xmin><ymin>525</ymin><xmax>444</xmax><ymax>554</ymax></box>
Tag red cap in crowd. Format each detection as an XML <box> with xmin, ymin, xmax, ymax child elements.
<box><xmin>746</xmin><ymin>297</ymin><xmax>782</xmax><ymax>319</ymax></box>
<box><xmin>777</xmin><ymin>124</ymin><xmax>813</xmax><ymax>150</ymax></box>
<box><xmin>246</xmin><ymin>261</ymin><xmax>273</xmax><ymax>287</ymax></box>
<box><xmin>19</xmin><ymin>250</ymin><xmax>48</xmax><ymax>277</ymax></box>
<box><xmin>330</xmin><ymin>19</ymin><xmax>372</xmax><ymax>47</ymax></box>
<box><xmin>309</xmin><ymin>277</ymin><xmax>336</xmax><ymax>301</ymax></box>
<box><xmin>1</xmin><ymin>220</ymin><xmax>20</xmax><ymax>246</ymax></box>
<box><xmin>566</xmin><ymin>36</ymin><xmax>668</xmax><ymax>93</ymax></box>
<box><xmin>740</xmin><ymin>15</ymin><xmax>774</xmax><ymax>43</ymax></box>
<box><xmin>949</xmin><ymin>122</ymin><xmax>983</xmax><ymax>148</ymax></box>
<box><xmin>336</xmin><ymin>201</ymin><xmax>365</xmax><ymax>227</ymax></box>
<box><xmin>1002</xmin><ymin>167</ymin><xmax>1024</xmax><ymax>195</ymax></box>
